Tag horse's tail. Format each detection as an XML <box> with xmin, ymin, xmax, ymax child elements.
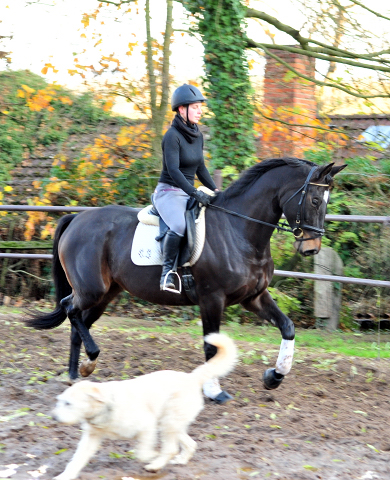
<box><xmin>24</xmin><ymin>214</ymin><xmax>77</xmax><ymax>330</ymax></box>
<box><xmin>191</xmin><ymin>333</ymin><xmax>238</xmax><ymax>386</ymax></box>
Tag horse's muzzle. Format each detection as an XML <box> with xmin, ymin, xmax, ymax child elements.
<box><xmin>294</xmin><ymin>234</ymin><xmax>322</xmax><ymax>256</ymax></box>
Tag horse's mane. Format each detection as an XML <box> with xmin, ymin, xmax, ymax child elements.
<box><xmin>217</xmin><ymin>157</ymin><xmax>316</xmax><ymax>201</ymax></box>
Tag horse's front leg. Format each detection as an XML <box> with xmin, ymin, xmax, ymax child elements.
<box><xmin>199</xmin><ymin>292</ymin><xmax>233</xmax><ymax>404</ymax></box>
<box><xmin>241</xmin><ymin>289</ymin><xmax>295</xmax><ymax>390</ymax></box>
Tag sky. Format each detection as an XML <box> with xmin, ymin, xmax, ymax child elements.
<box><xmin>1</xmin><ymin>0</ymin><xmax>309</xmax><ymax>89</ymax></box>
<box><xmin>1</xmin><ymin>0</ymin><xmax>390</xmax><ymax>114</ymax></box>
<box><xmin>1</xmin><ymin>0</ymin><xmax>207</xmax><ymax>88</ymax></box>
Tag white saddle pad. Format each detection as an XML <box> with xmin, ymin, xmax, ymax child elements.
<box><xmin>131</xmin><ymin>205</ymin><xmax>206</xmax><ymax>267</ymax></box>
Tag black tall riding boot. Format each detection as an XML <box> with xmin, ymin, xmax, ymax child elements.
<box><xmin>160</xmin><ymin>230</ymin><xmax>182</xmax><ymax>291</ymax></box>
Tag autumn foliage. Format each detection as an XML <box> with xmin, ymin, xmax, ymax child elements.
<box><xmin>254</xmin><ymin>104</ymin><xmax>347</xmax><ymax>159</ymax></box>
<box><xmin>0</xmin><ymin>70</ymin><xmax>152</xmax><ymax>241</ymax></box>
<box><xmin>24</xmin><ymin>120</ymin><xmax>156</xmax><ymax>241</ymax></box>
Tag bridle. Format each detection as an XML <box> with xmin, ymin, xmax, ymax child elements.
<box><xmin>282</xmin><ymin>166</ymin><xmax>329</xmax><ymax>240</ymax></box>
<box><xmin>208</xmin><ymin>166</ymin><xmax>330</xmax><ymax>241</ymax></box>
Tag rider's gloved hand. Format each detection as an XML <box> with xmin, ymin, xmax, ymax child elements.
<box><xmin>192</xmin><ymin>190</ymin><xmax>213</xmax><ymax>206</ymax></box>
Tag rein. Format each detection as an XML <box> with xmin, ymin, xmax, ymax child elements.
<box><xmin>208</xmin><ymin>204</ymin><xmax>294</xmax><ymax>234</ymax></box>
<box><xmin>209</xmin><ymin>166</ymin><xmax>330</xmax><ymax>241</ymax></box>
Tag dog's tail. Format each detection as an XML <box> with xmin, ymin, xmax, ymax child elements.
<box><xmin>191</xmin><ymin>333</ymin><xmax>237</xmax><ymax>386</ymax></box>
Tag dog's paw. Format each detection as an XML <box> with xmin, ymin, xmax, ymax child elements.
<box><xmin>169</xmin><ymin>453</ymin><xmax>189</xmax><ymax>465</ymax></box>
<box><xmin>136</xmin><ymin>450</ymin><xmax>158</xmax><ymax>463</ymax></box>
<box><xmin>54</xmin><ymin>474</ymin><xmax>72</xmax><ymax>480</ymax></box>
<box><xmin>144</xmin><ymin>458</ymin><xmax>166</xmax><ymax>472</ymax></box>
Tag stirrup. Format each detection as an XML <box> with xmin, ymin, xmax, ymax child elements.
<box><xmin>161</xmin><ymin>270</ymin><xmax>181</xmax><ymax>294</ymax></box>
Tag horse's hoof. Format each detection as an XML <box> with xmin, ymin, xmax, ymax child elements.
<box><xmin>57</xmin><ymin>373</ymin><xmax>77</xmax><ymax>386</ymax></box>
<box><xmin>79</xmin><ymin>358</ymin><xmax>98</xmax><ymax>377</ymax></box>
<box><xmin>263</xmin><ymin>368</ymin><xmax>284</xmax><ymax>390</ymax></box>
<box><xmin>212</xmin><ymin>390</ymin><xmax>233</xmax><ymax>405</ymax></box>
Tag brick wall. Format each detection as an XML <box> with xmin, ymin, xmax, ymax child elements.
<box><xmin>325</xmin><ymin>114</ymin><xmax>390</xmax><ymax>160</ymax></box>
<box><xmin>261</xmin><ymin>48</ymin><xmax>317</xmax><ymax>157</ymax></box>
<box><xmin>6</xmin><ymin>121</ymin><xmax>128</xmax><ymax>203</ymax></box>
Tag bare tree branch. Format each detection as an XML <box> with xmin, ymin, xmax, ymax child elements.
<box><xmin>246</xmin><ymin>38</ymin><xmax>390</xmax><ymax>73</ymax></box>
<box><xmin>160</xmin><ymin>0</ymin><xmax>173</xmax><ymax>114</ymax></box>
<box><xmin>98</xmin><ymin>0</ymin><xmax>136</xmax><ymax>5</ymax></box>
<box><xmin>256</xmin><ymin>106</ymin><xmax>346</xmax><ymax>134</ymax></box>
<box><xmin>145</xmin><ymin>0</ymin><xmax>157</xmax><ymax>116</ymax></box>
<box><xmin>324</xmin><ymin>2</ymin><xmax>347</xmax><ymax>78</ymax></box>
<box><xmin>346</xmin><ymin>0</ymin><xmax>390</xmax><ymax>22</ymax></box>
<box><xmin>109</xmin><ymin>90</ymin><xmax>149</xmax><ymax>117</ymax></box>
<box><xmin>246</xmin><ymin>8</ymin><xmax>307</xmax><ymax>45</ymax></box>
<box><xmin>245</xmin><ymin>7</ymin><xmax>390</xmax><ymax>64</ymax></box>
<box><xmin>258</xmin><ymin>45</ymin><xmax>390</xmax><ymax>99</ymax></box>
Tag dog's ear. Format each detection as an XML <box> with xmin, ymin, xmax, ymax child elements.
<box><xmin>86</xmin><ymin>387</ymin><xmax>113</xmax><ymax>426</ymax></box>
<box><xmin>86</xmin><ymin>384</ymin><xmax>106</xmax><ymax>404</ymax></box>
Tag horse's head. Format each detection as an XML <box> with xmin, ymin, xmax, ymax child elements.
<box><xmin>282</xmin><ymin>162</ymin><xmax>346</xmax><ymax>256</ymax></box>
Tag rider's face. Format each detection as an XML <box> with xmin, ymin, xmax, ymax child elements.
<box><xmin>178</xmin><ymin>102</ymin><xmax>202</xmax><ymax>124</ymax></box>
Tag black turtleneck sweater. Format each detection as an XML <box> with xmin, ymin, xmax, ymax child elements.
<box><xmin>159</xmin><ymin>120</ymin><xmax>217</xmax><ymax>196</ymax></box>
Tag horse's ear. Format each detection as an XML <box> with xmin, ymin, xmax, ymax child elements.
<box><xmin>312</xmin><ymin>163</ymin><xmax>334</xmax><ymax>180</ymax></box>
<box><xmin>312</xmin><ymin>163</ymin><xmax>347</xmax><ymax>181</ymax></box>
<box><xmin>330</xmin><ymin>164</ymin><xmax>347</xmax><ymax>177</ymax></box>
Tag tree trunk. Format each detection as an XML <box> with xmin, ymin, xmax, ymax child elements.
<box><xmin>145</xmin><ymin>0</ymin><xmax>173</xmax><ymax>164</ymax></box>
<box><xmin>183</xmin><ymin>0</ymin><xmax>255</xmax><ymax>174</ymax></box>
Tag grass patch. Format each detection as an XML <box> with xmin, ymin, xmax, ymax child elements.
<box><xmin>1</xmin><ymin>305</ymin><xmax>389</xmax><ymax>359</ymax></box>
<box><xmin>97</xmin><ymin>316</ymin><xmax>390</xmax><ymax>359</ymax></box>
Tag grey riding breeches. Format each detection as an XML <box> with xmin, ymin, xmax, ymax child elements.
<box><xmin>153</xmin><ymin>182</ymin><xmax>190</xmax><ymax>236</ymax></box>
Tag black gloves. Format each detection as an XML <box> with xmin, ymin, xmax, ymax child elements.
<box><xmin>192</xmin><ymin>190</ymin><xmax>213</xmax><ymax>206</ymax></box>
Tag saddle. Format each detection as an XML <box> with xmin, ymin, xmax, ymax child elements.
<box><xmin>150</xmin><ymin>196</ymin><xmax>200</xmax><ymax>267</ymax></box>
<box><xmin>136</xmin><ymin>187</ymin><xmax>214</xmax><ymax>302</ymax></box>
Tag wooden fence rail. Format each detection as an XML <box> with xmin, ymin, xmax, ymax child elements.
<box><xmin>1</xmin><ymin>205</ymin><xmax>389</xmax><ymax>288</ymax></box>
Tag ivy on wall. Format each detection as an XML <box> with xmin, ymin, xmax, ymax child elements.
<box><xmin>184</xmin><ymin>0</ymin><xmax>256</xmax><ymax>175</ymax></box>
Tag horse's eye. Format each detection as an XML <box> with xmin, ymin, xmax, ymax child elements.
<box><xmin>312</xmin><ymin>197</ymin><xmax>320</xmax><ymax>207</ymax></box>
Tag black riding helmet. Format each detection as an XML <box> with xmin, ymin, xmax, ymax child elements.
<box><xmin>171</xmin><ymin>84</ymin><xmax>206</xmax><ymax>111</ymax></box>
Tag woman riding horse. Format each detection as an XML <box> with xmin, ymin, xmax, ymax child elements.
<box><xmin>23</xmin><ymin>152</ymin><xmax>346</xmax><ymax>403</ymax></box>
<box><xmin>154</xmin><ymin>84</ymin><xmax>219</xmax><ymax>292</ymax></box>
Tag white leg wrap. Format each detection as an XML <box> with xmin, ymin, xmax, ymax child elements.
<box><xmin>203</xmin><ymin>377</ymin><xmax>222</xmax><ymax>399</ymax></box>
<box><xmin>275</xmin><ymin>339</ymin><xmax>295</xmax><ymax>376</ymax></box>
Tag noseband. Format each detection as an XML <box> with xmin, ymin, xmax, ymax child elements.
<box><xmin>208</xmin><ymin>166</ymin><xmax>330</xmax><ymax>241</ymax></box>
<box><xmin>282</xmin><ymin>166</ymin><xmax>329</xmax><ymax>241</ymax></box>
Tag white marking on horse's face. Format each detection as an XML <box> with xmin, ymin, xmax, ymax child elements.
<box><xmin>324</xmin><ymin>190</ymin><xmax>330</xmax><ymax>204</ymax></box>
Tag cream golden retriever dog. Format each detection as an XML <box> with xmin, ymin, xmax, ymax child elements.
<box><xmin>52</xmin><ymin>333</ymin><xmax>237</xmax><ymax>480</ymax></box>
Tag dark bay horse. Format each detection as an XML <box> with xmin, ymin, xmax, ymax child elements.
<box><xmin>24</xmin><ymin>157</ymin><xmax>345</xmax><ymax>401</ymax></box>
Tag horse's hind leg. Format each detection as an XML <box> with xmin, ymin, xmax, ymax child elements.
<box><xmin>68</xmin><ymin>284</ymin><xmax>123</xmax><ymax>380</ymax></box>
<box><xmin>241</xmin><ymin>289</ymin><xmax>295</xmax><ymax>390</ymax></box>
<box><xmin>66</xmin><ymin>303</ymin><xmax>100</xmax><ymax>372</ymax></box>
<box><xmin>69</xmin><ymin>325</ymin><xmax>83</xmax><ymax>381</ymax></box>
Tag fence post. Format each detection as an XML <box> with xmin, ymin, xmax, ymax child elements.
<box><xmin>314</xmin><ymin>246</ymin><xmax>343</xmax><ymax>330</ymax></box>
